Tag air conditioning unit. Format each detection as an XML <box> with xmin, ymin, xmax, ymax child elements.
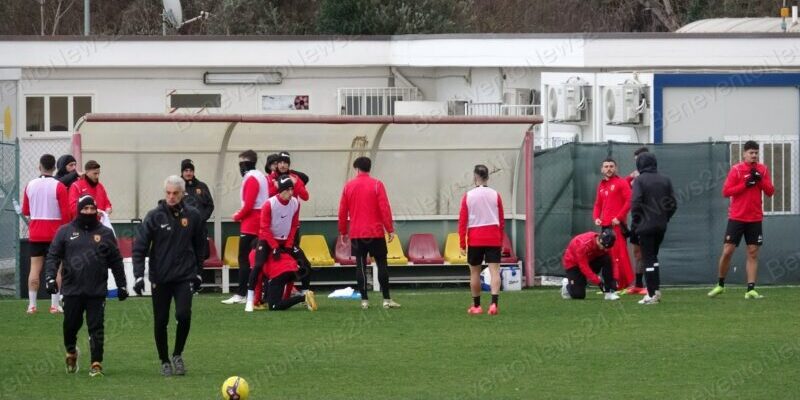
<box><xmin>448</xmin><ymin>100</ymin><xmax>468</xmax><ymax>116</ymax></box>
<box><xmin>605</xmin><ymin>84</ymin><xmax>648</xmax><ymax>125</ymax></box>
<box><xmin>548</xmin><ymin>84</ymin><xmax>587</xmax><ymax>123</ymax></box>
<box><xmin>503</xmin><ymin>88</ymin><xmax>532</xmax><ymax>105</ymax></box>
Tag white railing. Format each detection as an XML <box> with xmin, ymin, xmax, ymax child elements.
<box><xmin>726</xmin><ymin>135</ymin><xmax>799</xmax><ymax>215</ymax></box>
<box><xmin>465</xmin><ymin>103</ymin><xmax>540</xmax><ymax>116</ymax></box>
<box><xmin>337</xmin><ymin>87</ymin><xmax>420</xmax><ymax>116</ymax></box>
<box><xmin>465</xmin><ymin>102</ymin><xmax>502</xmax><ymax>116</ymax></box>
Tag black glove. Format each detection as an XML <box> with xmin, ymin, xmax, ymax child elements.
<box><xmin>133</xmin><ymin>277</ymin><xmax>145</xmax><ymax>296</ymax></box>
<box><xmin>291</xmin><ymin>245</ymin><xmax>302</xmax><ymax>255</ymax></box>
<box><xmin>45</xmin><ymin>277</ymin><xmax>58</xmax><ymax>295</ymax></box>
<box><xmin>272</xmin><ymin>248</ymin><xmax>281</xmax><ymax>261</ymax></box>
<box><xmin>117</xmin><ymin>287</ymin><xmax>129</xmax><ymax>301</ymax></box>
<box><xmin>751</xmin><ymin>168</ymin><xmax>762</xmax><ymax>182</ymax></box>
<box><xmin>192</xmin><ymin>274</ymin><xmax>202</xmax><ymax>293</ymax></box>
<box><xmin>746</xmin><ymin>177</ymin><xmax>756</xmax><ymax>187</ymax></box>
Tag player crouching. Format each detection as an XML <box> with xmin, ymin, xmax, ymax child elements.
<box><xmin>560</xmin><ymin>229</ymin><xmax>618</xmax><ymax>300</ymax></box>
<box><xmin>246</xmin><ymin>249</ymin><xmax>317</xmax><ymax>312</ymax></box>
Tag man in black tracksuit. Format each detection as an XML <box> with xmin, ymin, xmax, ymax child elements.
<box><xmin>180</xmin><ymin>159</ymin><xmax>215</xmax><ymax>259</ymax></box>
<box><xmin>55</xmin><ymin>154</ymin><xmax>80</xmax><ymax>189</ymax></box>
<box><xmin>630</xmin><ymin>152</ymin><xmax>677</xmax><ymax>305</ymax></box>
<box><xmin>133</xmin><ymin>176</ymin><xmax>205</xmax><ymax>377</ymax></box>
<box><xmin>45</xmin><ymin>195</ymin><xmax>128</xmax><ymax>377</ymax></box>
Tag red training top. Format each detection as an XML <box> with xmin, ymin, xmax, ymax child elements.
<box><xmin>458</xmin><ymin>186</ymin><xmax>505</xmax><ymax>249</ymax></box>
<box><xmin>722</xmin><ymin>161</ymin><xmax>774</xmax><ymax>222</ymax></box>
<box><xmin>562</xmin><ymin>231</ymin><xmax>608</xmax><ymax>285</ymax></box>
<box><xmin>338</xmin><ymin>172</ymin><xmax>394</xmax><ymax>239</ymax></box>
<box><xmin>592</xmin><ymin>175</ymin><xmax>631</xmax><ymax>226</ymax></box>
<box><xmin>68</xmin><ymin>177</ymin><xmax>112</xmax><ymax>220</ymax></box>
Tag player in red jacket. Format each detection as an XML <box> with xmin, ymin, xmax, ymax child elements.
<box><xmin>21</xmin><ymin>154</ymin><xmax>70</xmax><ymax>314</ymax></box>
<box><xmin>68</xmin><ymin>160</ymin><xmax>112</xmax><ymax>221</ymax></box>
<box><xmin>338</xmin><ymin>157</ymin><xmax>400</xmax><ymax>310</ymax></box>
<box><xmin>560</xmin><ymin>229</ymin><xmax>618</xmax><ymax>300</ymax></box>
<box><xmin>709</xmin><ymin>140</ymin><xmax>775</xmax><ymax>299</ymax></box>
<box><xmin>592</xmin><ymin>157</ymin><xmax>633</xmax><ymax>292</ymax></box>
<box><xmin>623</xmin><ymin>147</ymin><xmax>650</xmax><ymax>295</ymax></box>
<box><xmin>222</xmin><ymin>150</ymin><xmax>268</xmax><ymax>305</ymax></box>
<box><xmin>458</xmin><ymin>165</ymin><xmax>504</xmax><ymax>315</ymax></box>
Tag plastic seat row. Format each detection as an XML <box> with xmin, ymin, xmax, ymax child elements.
<box><xmin>118</xmin><ymin>232</ymin><xmax>519</xmax><ymax>270</ymax></box>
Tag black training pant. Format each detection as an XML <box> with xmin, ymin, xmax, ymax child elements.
<box><xmin>639</xmin><ymin>230</ymin><xmax>666</xmax><ymax>296</ymax></box>
<box><xmin>237</xmin><ymin>234</ymin><xmax>257</xmax><ymax>296</ymax></box>
<box><xmin>352</xmin><ymin>238</ymin><xmax>390</xmax><ymax>301</ymax></box>
<box><xmin>63</xmin><ymin>296</ymin><xmax>105</xmax><ymax>363</ymax></box>
<box><xmin>565</xmin><ymin>254</ymin><xmax>614</xmax><ymax>299</ymax></box>
<box><xmin>266</xmin><ymin>271</ymin><xmax>306</xmax><ymax>311</ymax></box>
<box><xmin>151</xmin><ymin>281</ymin><xmax>193</xmax><ymax>363</ymax></box>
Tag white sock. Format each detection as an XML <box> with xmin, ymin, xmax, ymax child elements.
<box><xmin>28</xmin><ymin>291</ymin><xmax>37</xmax><ymax>307</ymax></box>
<box><xmin>246</xmin><ymin>290</ymin><xmax>254</xmax><ymax>304</ymax></box>
<box><xmin>51</xmin><ymin>293</ymin><xmax>60</xmax><ymax>307</ymax></box>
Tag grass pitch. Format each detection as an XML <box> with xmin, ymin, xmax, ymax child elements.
<box><xmin>1</xmin><ymin>286</ymin><xmax>798</xmax><ymax>399</ymax></box>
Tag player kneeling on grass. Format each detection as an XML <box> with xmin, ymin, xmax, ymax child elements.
<box><xmin>245</xmin><ymin>175</ymin><xmax>316</xmax><ymax>312</ymax></box>
<box><xmin>249</xmin><ymin>250</ymin><xmax>317</xmax><ymax>312</ymax></box>
<box><xmin>459</xmin><ymin>164</ymin><xmax>505</xmax><ymax>315</ymax></box>
<box><xmin>45</xmin><ymin>195</ymin><xmax>128</xmax><ymax>377</ymax></box>
<box><xmin>560</xmin><ymin>229</ymin><xmax>618</xmax><ymax>300</ymax></box>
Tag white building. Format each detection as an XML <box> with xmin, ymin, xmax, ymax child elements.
<box><xmin>1</xmin><ymin>30</ymin><xmax>799</xmax><ymax>215</ymax></box>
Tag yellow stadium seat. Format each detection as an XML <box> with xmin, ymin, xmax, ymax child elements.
<box><xmin>385</xmin><ymin>234</ymin><xmax>409</xmax><ymax>265</ymax></box>
<box><xmin>223</xmin><ymin>236</ymin><xmax>240</xmax><ymax>269</ymax></box>
<box><xmin>444</xmin><ymin>233</ymin><xmax>468</xmax><ymax>264</ymax></box>
<box><xmin>299</xmin><ymin>235</ymin><xmax>335</xmax><ymax>267</ymax></box>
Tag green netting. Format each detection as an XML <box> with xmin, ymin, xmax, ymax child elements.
<box><xmin>534</xmin><ymin>141</ymin><xmax>800</xmax><ymax>285</ymax></box>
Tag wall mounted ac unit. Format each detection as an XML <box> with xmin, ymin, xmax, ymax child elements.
<box><xmin>605</xmin><ymin>84</ymin><xmax>648</xmax><ymax>125</ymax></box>
<box><xmin>548</xmin><ymin>84</ymin><xmax>588</xmax><ymax>123</ymax></box>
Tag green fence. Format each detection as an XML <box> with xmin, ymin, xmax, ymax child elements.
<box><xmin>0</xmin><ymin>139</ymin><xmax>18</xmax><ymax>296</ymax></box>
<box><xmin>534</xmin><ymin>141</ymin><xmax>800</xmax><ymax>285</ymax></box>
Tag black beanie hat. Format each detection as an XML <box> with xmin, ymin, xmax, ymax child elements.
<box><xmin>181</xmin><ymin>159</ymin><xmax>195</xmax><ymax>172</ymax></box>
<box><xmin>277</xmin><ymin>174</ymin><xmax>294</xmax><ymax>192</ymax></box>
<box><xmin>277</xmin><ymin>151</ymin><xmax>291</xmax><ymax>165</ymax></box>
<box><xmin>266</xmin><ymin>153</ymin><xmax>280</xmax><ymax>167</ymax></box>
<box><xmin>77</xmin><ymin>195</ymin><xmax>97</xmax><ymax>213</ymax></box>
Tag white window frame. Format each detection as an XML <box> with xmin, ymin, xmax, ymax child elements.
<box><xmin>258</xmin><ymin>91</ymin><xmax>313</xmax><ymax>114</ymax></box>
<box><xmin>725</xmin><ymin>135</ymin><xmax>799</xmax><ymax>215</ymax></box>
<box><xmin>22</xmin><ymin>94</ymin><xmax>94</xmax><ymax>138</ymax></box>
<box><xmin>337</xmin><ymin>88</ymin><xmax>419</xmax><ymax>116</ymax></box>
<box><xmin>165</xmin><ymin>89</ymin><xmax>223</xmax><ymax>114</ymax></box>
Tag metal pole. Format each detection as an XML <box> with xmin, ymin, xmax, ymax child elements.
<box><xmin>84</xmin><ymin>0</ymin><xmax>90</xmax><ymax>35</ymax></box>
<box><xmin>40</xmin><ymin>0</ymin><xmax>45</xmax><ymax>36</ymax></box>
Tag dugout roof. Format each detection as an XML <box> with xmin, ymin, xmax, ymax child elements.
<box><xmin>74</xmin><ymin>114</ymin><xmax>540</xmax><ymax>283</ymax></box>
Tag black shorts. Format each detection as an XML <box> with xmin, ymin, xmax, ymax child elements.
<box><xmin>629</xmin><ymin>230</ymin><xmax>640</xmax><ymax>246</ymax></box>
<box><xmin>29</xmin><ymin>242</ymin><xmax>51</xmax><ymax>257</ymax></box>
<box><xmin>351</xmin><ymin>238</ymin><xmax>388</xmax><ymax>259</ymax></box>
<box><xmin>467</xmin><ymin>246</ymin><xmax>501</xmax><ymax>266</ymax></box>
<box><xmin>724</xmin><ymin>220</ymin><xmax>763</xmax><ymax>247</ymax></box>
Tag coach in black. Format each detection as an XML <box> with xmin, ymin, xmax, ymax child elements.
<box><xmin>45</xmin><ymin>195</ymin><xmax>128</xmax><ymax>377</ymax></box>
<box><xmin>180</xmin><ymin>159</ymin><xmax>215</xmax><ymax>258</ymax></box>
<box><xmin>133</xmin><ymin>175</ymin><xmax>205</xmax><ymax>377</ymax></box>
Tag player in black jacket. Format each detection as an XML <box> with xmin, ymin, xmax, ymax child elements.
<box><xmin>180</xmin><ymin>159</ymin><xmax>214</xmax><ymax>259</ymax></box>
<box><xmin>45</xmin><ymin>195</ymin><xmax>128</xmax><ymax>377</ymax></box>
<box><xmin>630</xmin><ymin>152</ymin><xmax>677</xmax><ymax>305</ymax></box>
<box><xmin>55</xmin><ymin>154</ymin><xmax>79</xmax><ymax>189</ymax></box>
<box><xmin>133</xmin><ymin>175</ymin><xmax>205</xmax><ymax>377</ymax></box>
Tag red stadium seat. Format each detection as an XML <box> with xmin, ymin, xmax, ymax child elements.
<box><xmin>334</xmin><ymin>235</ymin><xmax>371</xmax><ymax>265</ymax></box>
<box><xmin>407</xmin><ymin>233</ymin><xmax>444</xmax><ymax>264</ymax></box>
<box><xmin>501</xmin><ymin>233</ymin><xmax>518</xmax><ymax>264</ymax></box>
<box><xmin>117</xmin><ymin>237</ymin><xmax>134</xmax><ymax>258</ymax></box>
<box><xmin>204</xmin><ymin>237</ymin><xmax>223</xmax><ymax>269</ymax></box>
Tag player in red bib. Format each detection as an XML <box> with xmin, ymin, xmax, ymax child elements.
<box><xmin>22</xmin><ymin>154</ymin><xmax>70</xmax><ymax>314</ymax></box>
<box><xmin>458</xmin><ymin>165</ymin><xmax>504</xmax><ymax>315</ymax></box>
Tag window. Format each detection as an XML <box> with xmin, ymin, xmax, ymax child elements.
<box><xmin>25</xmin><ymin>97</ymin><xmax>44</xmax><ymax>131</ymax></box>
<box><xmin>337</xmin><ymin>88</ymin><xmax>419</xmax><ymax>116</ymax></box>
<box><xmin>728</xmin><ymin>137</ymin><xmax>798</xmax><ymax>215</ymax></box>
<box><xmin>25</xmin><ymin>95</ymin><xmax>92</xmax><ymax>134</ymax></box>
<box><xmin>169</xmin><ymin>94</ymin><xmax>221</xmax><ymax>109</ymax></box>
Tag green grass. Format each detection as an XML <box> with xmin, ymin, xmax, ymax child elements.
<box><xmin>1</xmin><ymin>287</ymin><xmax>799</xmax><ymax>400</ymax></box>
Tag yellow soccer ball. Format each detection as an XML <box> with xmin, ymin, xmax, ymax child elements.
<box><xmin>221</xmin><ymin>376</ymin><xmax>249</xmax><ymax>400</ymax></box>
